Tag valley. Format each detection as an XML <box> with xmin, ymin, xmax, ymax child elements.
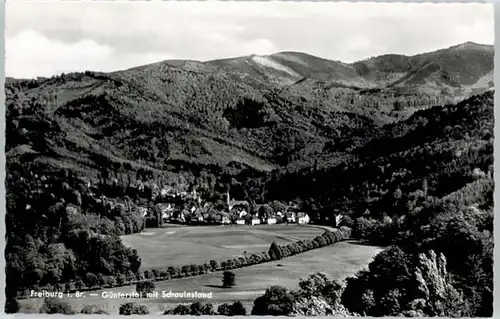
<box><xmin>5</xmin><ymin>41</ymin><xmax>494</xmax><ymax>316</ymax></box>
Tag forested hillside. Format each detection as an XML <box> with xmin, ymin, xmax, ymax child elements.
<box><xmin>251</xmin><ymin>91</ymin><xmax>494</xmax><ymax>317</ymax></box>
<box><xmin>260</xmin><ymin>91</ymin><xmax>494</xmax><ymax>218</ymax></box>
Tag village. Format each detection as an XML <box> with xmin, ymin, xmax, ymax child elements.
<box><xmin>139</xmin><ymin>186</ymin><xmax>312</xmax><ymax>228</ymax></box>
<box><xmin>86</xmin><ymin>176</ymin><xmax>318</xmax><ymax>231</ymax></box>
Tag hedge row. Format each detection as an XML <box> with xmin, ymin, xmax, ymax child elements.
<box><xmin>269</xmin><ymin>227</ymin><xmax>352</xmax><ymax>260</ymax></box>
<box><xmin>19</xmin><ymin>227</ymin><xmax>352</xmax><ymax>297</ymax></box>
<box><xmin>165</xmin><ymin>301</ymin><xmax>247</xmax><ymax>316</ymax></box>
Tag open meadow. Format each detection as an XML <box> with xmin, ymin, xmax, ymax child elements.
<box><xmin>120</xmin><ymin>224</ymin><xmax>326</xmax><ymax>269</ymax></box>
<box><xmin>18</xmin><ymin>240</ymin><xmax>383</xmax><ymax>314</ymax></box>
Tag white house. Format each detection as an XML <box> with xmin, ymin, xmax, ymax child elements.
<box><xmin>251</xmin><ymin>219</ymin><xmax>261</xmax><ymax>225</ymax></box>
<box><xmin>286</xmin><ymin>211</ymin><xmax>297</xmax><ymax>223</ymax></box>
<box><xmin>222</xmin><ymin>215</ymin><xmax>231</xmax><ymax>225</ymax></box>
<box><xmin>297</xmin><ymin>213</ymin><xmax>310</xmax><ymax>224</ymax></box>
<box><xmin>239</xmin><ymin>210</ymin><xmax>248</xmax><ymax>218</ymax></box>
<box><xmin>267</xmin><ymin>218</ymin><xmax>277</xmax><ymax>225</ymax></box>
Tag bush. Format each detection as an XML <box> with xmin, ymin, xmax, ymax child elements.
<box><xmin>80</xmin><ymin>304</ymin><xmax>109</xmax><ymax>314</ymax></box>
<box><xmin>339</xmin><ymin>226</ymin><xmax>352</xmax><ymax>239</ymax></box>
<box><xmin>230</xmin><ymin>301</ymin><xmax>247</xmax><ymax>315</ymax></box>
<box><xmin>222</xmin><ymin>271</ymin><xmax>236</xmax><ymax>288</ymax></box>
<box><xmin>209</xmin><ymin>260</ymin><xmax>219</xmax><ymax>271</ymax></box>
<box><xmin>217</xmin><ymin>303</ymin><xmax>232</xmax><ymax>316</ymax></box>
<box><xmin>103</xmin><ymin>275</ymin><xmax>117</xmax><ymax>287</ymax></box>
<box><xmin>119</xmin><ymin>302</ymin><xmax>149</xmax><ymax>315</ymax></box>
<box><xmin>136</xmin><ymin>280</ymin><xmax>155</xmax><ymax>295</ymax></box>
<box><xmin>189</xmin><ymin>302</ymin><xmax>204</xmax><ymax>315</ymax></box>
<box><xmin>251</xmin><ymin>286</ymin><xmax>295</xmax><ymax>316</ymax></box>
<box><xmin>268</xmin><ymin>241</ymin><xmax>283</xmax><ymax>260</ymax></box>
<box><xmin>258</xmin><ymin>204</ymin><xmax>273</xmax><ymax>219</ymax></box>
<box><xmin>217</xmin><ymin>301</ymin><xmax>247</xmax><ymax>316</ymax></box>
<box><xmin>152</xmin><ymin>268</ymin><xmax>161</xmax><ymax>278</ymax></box>
<box><xmin>201</xmin><ymin>303</ymin><xmax>216</xmax><ymax>315</ymax></box>
<box><xmin>39</xmin><ymin>298</ymin><xmax>75</xmax><ymax>315</ymax></box>
<box><xmin>167</xmin><ymin>304</ymin><xmax>190</xmax><ymax>315</ymax></box>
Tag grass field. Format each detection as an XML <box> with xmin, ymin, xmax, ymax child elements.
<box><xmin>120</xmin><ymin>224</ymin><xmax>325</xmax><ymax>269</ymax></box>
<box><xmin>19</xmin><ymin>240</ymin><xmax>383</xmax><ymax>315</ymax></box>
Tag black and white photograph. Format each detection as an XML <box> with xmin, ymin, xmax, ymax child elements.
<box><xmin>4</xmin><ymin>1</ymin><xmax>494</xmax><ymax>316</ymax></box>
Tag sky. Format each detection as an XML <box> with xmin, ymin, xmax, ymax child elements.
<box><xmin>6</xmin><ymin>1</ymin><xmax>494</xmax><ymax>79</ymax></box>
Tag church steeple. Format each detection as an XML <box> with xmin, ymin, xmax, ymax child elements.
<box><xmin>226</xmin><ymin>190</ymin><xmax>233</xmax><ymax>211</ymax></box>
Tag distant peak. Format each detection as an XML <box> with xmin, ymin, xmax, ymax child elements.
<box><xmin>273</xmin><ymin>51</ymin><xmax>317</xmax><ymax>58</ymax></box>
<box><xmin>458</xmin><ymin>41</ymin><xmax>479</xmax><ymax>47</ymax></box>
<box><xmin>450</xmin><ymin>41</ymin><xmax>492</xmax><ymax>50</ymax></box>
<box><xmin>274</xmin><ymin>51</ymin><xmax>304</xmax><ymax>56</ymax></box>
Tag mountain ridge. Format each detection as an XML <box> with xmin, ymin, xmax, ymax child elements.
<box><xmin>130</xmin><ymin>41</ymin><xmax>494</xmax><ymax>91</ymax></box>
<box><xmin>7</xmin><ymin>41</ymin><xmax>493</xmax><ymax>98</ymax></box>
